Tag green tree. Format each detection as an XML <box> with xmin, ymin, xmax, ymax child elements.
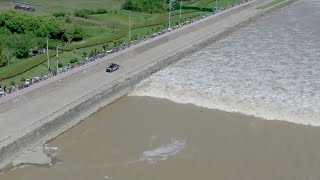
<box><xmin>6</xmin><ymin>33</ymin><xmax>34</xmax><ymax>59</ymax></box>
<box><xmin>0</xmin><ymin>41</ymin><xmax>6</xmax><ymax>67</ymax></box>
<box><xmin>72</xmin><ymin>26</ymin><xmax>85</xmax><ymax>41</ymax></box>
<box><xmin>63</xmin><ymin>24</ymin><xmax>85</xmax><ymax>44</ymax></box>
<box><xmin>122</xmin><ymin>0</ymin><xmax>167</xmax><ymax>14</ymax></box>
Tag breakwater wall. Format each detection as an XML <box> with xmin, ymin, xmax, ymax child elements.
<box><xmin>0</xmin><ymin>0</ymin><xmax>297</xmax><ymax>171</ymax></box>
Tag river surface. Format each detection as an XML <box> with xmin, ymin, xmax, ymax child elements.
<box><xmin>2</xmin><ymin>0</ymin><xmax>320</xmax><ymax>179</ymax></box>
<box><xmin>132</xmin><ymin>0</ymin><xmax>320</xmax><ymax>125</ymax></box>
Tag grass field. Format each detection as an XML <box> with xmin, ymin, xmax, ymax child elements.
<box><xmin>0</xmin><ymin>0</ymin><xmax>241</xmax><ymax>86</ymax></box>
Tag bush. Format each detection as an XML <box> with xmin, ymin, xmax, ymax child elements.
<box><xmin>96</xmin><ymin>8</ymin><xmax>108</xmax><ymax>14</ymax></box>
<box><xmin>21</xmin><ymin>77</ymin><xmax>26</xmax><ymax>82</ymax></box>
<box><xmin>82</xmin><ymin>51</ymin><xmax>87</xmax><ymax>57</ymax></box>
<box><xmin>69</xmin><ymin>58</ymin><xmax>78</xmax><ymax>64</ymax></box>
<box><xmin>58</xmin><ymin>62</ymin><xmax>63</xmax><ymax>67</ymax></box>
<box><xmin>0</xmin><ymin>60</ymin><xmax>6</xmax><ymax>67</ymax></box>
<box><xmin>53</xmin><ymin>12</ymin><xmax>67</xmax><ymax>17</ymax></box>
<box><xmin>74</xmin><ymin>8</ymin><xmax>108</xmax><ymax>18</ymax></box>
<box><xmin>65</xmin><ymin>16</ymin><xmax>71</xmax><ymax>23</ymax></box>
<box><xmin>63</xmin><ymin>24</ymin><xmax>86</xmax><ymax>43</ymax></box>
<box><xmin>122</xmin><ymin>0</ymin><xmax>167</xmax><ymax>14</ymax></box>
<box><xmin>10</xmin><ymin>80</ymin><xmax>15</xmax><ymax>86</ymax></box>
<box><xmin>74</xmin><ymin>9</ymin><xmax>90</xmax><ymax>18</ymax></box>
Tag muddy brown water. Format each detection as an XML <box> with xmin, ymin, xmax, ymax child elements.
<box><xmin>1</xmin><ymin>96</ymin><xmax>320</xmax><ymax>180</ymax></box>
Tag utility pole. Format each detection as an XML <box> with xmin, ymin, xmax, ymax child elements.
<box><xmin>56</xmin><ymin>45</ymin><xmax>59</xmax><ymax>70</ymax></box>
<box><xmin>128</xmin><ymin>14</ymin><xmax>131</xmax><ymax>41</ymax></box>
<box><xmin>46</xmin><ymin>37</ymin><xmax>50</xmax><ymax>70</ymax></box>
<box><xmin>168</xmin><ymin>0</ymin><xmax>172</xmax><ymax>29</ymax></box>
<box><xmin>180</xmin><ymin>0</ymin><xmax>182</xmax><ymax>22</ymax></box>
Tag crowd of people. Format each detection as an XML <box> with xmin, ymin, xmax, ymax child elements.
<box><xmin>0</xmin><ymin>1</ymin><xmax>248</xmax><ymax>98</ymax></box>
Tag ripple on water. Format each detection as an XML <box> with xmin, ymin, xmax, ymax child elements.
<box><xmin>140</xmin><ymin>139</ymin><xmax>186</xmax><ymax>164</ymax></box>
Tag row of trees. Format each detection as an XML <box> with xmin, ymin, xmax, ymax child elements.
<box><xmin>0</xmin><ymin>11</ymin><xmax>86</xmax><ymax>66</ymax></box>
<box><xmin>0</xmin><ymin>11</ymin><xmax>64</xmax><ymax>39</ymax></box>
<box><xmin>74</xmin><ymin>8</ymin><xmax>108</xmax><ymax>18</ymax></box>
<box><xmin>0</xmin><ymin>11</ymin><xmax>85</xmax><ymax>41</ymax></box>
<box><xmin>122</xmin><ymin>0</ymin><xmax>168</xmax><ymax>14</ymax></box>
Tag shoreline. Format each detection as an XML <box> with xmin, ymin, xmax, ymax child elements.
<box><xmin>0</xmin><ymin>0</ymin><xmax>298</xmax><ymax>171</ymax></box>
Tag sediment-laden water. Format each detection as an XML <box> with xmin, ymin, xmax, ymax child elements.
<box><xmin>131</xmin><ymin>0</ymin><xmax>320</xmax><ymax>126</ymax></box>
<box><xmin>1</xmin><ymin>0</ymin><xmax>320</xmax><ymax>179</ymax></box>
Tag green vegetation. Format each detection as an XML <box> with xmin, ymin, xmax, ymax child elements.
<box><xmin>122</xmin><ymin>0</ymin><xmax>167</xmax><ymax>14</ymax></box>
<box><xmin>53</xmin><ymin>11</ymin><xmax>67</xmax><ymax>18</ymax></box>
<box><xmin>0</xmin><ymin>41</ymin><xmax>6</xmax><ymax>67</ymax></box>
<box><xmin>0</xmin><ymin>10</ymin><xmax>85</xmax><ymax>59</ymax></box>
<box><xmin>74</xmin><ymin>8</ymin><xmax>108</xmax><ymax>18</ymax></box>
<box><xmin>0</xmin><ymin>11</ymin><xmax>65</xmax><ymax>40</ymax></box>
<box><xmin>69</xmin><ymin>58</ymin><xmax>78</xmax><ymax>64</ymax></box>
<box><xmin>258</xmin><ymin>0</ymin><xmax>285</xmax><ymax>9</ymax></box>
<box><xmin>0</xmin><ymin>0</ymin><xmax>242</xmax><ymax>86</ymax></box>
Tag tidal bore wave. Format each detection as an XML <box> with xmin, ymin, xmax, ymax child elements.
<box><xmin>130</xmin><ymin>0</ymin><xmax>320</xmax><ymax>126</ymax></box>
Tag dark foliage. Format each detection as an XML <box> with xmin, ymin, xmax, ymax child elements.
<box><xmin>122</xmin><ymin>0</ymin><xmax>167</xmax><ymax>14</ymax></box>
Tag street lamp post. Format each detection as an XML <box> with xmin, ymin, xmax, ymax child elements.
<box><xmin>180</xmin><ymin>0</ymin><xmax>183</xmax><ymax>22</ymax></box>
<box><xmin>169</xmin><ymin>0</ymin><xmax>172</xmax><ymax>29</ymax></box>
<box><xmin>46</xmin><ymin>37</ymin><xmax>50</xmax><ymax>70</ymax></box>
<box><xmin>128</xmin><ymin>14</ymin><xmax>131</xmax><ymax>41</ymax></box>
<box><xmin>56</xmin><ymin>45</ymin><xmax>59</xmax><ymax>70</ymax></box>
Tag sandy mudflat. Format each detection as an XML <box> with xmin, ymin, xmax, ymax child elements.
<box><xmin>2</xmin><ymin>96</ymin><xmax>320</xmax><ymax>180</ymax></box>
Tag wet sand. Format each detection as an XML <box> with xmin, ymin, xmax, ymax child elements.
<box><xmin>2</xmin><ymin>96</ymin><xmax>320</xmax><ymax>180</ymax></box>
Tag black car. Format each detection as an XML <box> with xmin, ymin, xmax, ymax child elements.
<box><xmin>106</xmin><ymin>63</ymin><xmax>120</xmax><ymax>73</ymax></box>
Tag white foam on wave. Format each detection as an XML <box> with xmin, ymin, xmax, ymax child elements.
<box><xmin>140</xmin><ymin>138</ymin><xmax>186</xmax><ymax>164</ymax></box>
<box><xmin>130</xmin><ymin>0</ymin><xmax>320</xmax><ymax>126</ymax></box>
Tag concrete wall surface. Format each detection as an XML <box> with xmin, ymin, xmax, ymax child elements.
<box><xmin>0</xmin><ymin>0</ymin><xmax>297</xmax><ymax>170</ymax></box>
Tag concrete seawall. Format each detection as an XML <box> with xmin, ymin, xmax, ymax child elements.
<box><xmin>0</xmin><ymin>0</ymin><xmax>298</xmax><ymax>171</ymax></box>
